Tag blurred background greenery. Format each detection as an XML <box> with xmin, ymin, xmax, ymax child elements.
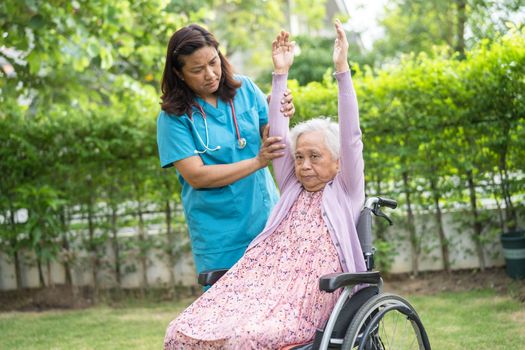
<box><xmin>0</xmin><ymin>0</ymin><xmax>524</xmax><ymax>293</ymax></box>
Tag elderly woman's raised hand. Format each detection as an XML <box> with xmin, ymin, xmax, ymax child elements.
<box><xmin>333</xmin><ymin>19</ymin><xmax>350</xmax><ymax>73</ymax></box>
<box><xmin>272</xmin><ymin>31</ymin><xmax>295</xmax><ymax>74</ymax></box>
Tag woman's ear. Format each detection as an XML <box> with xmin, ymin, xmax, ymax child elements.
<box><xmin>173</xmin><ymin>68</ymin><xmax>184</xmax><ymax>81</ymax></box>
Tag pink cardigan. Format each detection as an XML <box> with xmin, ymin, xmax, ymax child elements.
<box><xmin>247</xmin><ymin>71</ymin><xmax>366</xmax><ymax>273</ymax></box>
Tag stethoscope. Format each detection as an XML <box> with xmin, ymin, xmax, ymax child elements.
<box><xmin>190</xmin><ymin>100</ymin><xmax>247</xmax><ymax>154</ymax></box>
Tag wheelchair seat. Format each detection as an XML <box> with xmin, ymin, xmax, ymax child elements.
<box><xmin>197</xmin><ymin>197</ymin><xmax>431</xmax><ymax>350</ymax></box>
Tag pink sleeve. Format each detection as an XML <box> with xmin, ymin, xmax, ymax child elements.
<box><xmin>268</xmin><ymin>73</ymin><xmax>297</xmax><ymax>191</ymax></box>
<box><xmin>335</xmin><ymin>71</ymin><xmax>365</xmax><ymax>218</ymax></box>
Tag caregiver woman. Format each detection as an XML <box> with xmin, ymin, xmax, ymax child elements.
<box><xmin>156</xmin><ymin>24</ymin><xmax>293</xmax><ymax>273</ymax></box>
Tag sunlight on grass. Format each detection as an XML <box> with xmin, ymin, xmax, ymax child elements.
<box><xmin>409</xmin><ymin>290</ymin><xmax>525</xmax><ymax>350</ymax></box>
<box><xmin>1</xmin><ymin>291</ymin><xmax>523</xmax><ymax>349</ymax></box>
<box><xmin>0</xmin><ymin>298</ymin><xmax>194</xmax><ymax>350</ymax></box>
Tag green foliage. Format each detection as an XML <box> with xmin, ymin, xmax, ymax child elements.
<box><xmin>288</xmin><ymin>29</ymin><xmax>525</xmax><ymax>270</ymax></box>
<box><xmin>283</xmin><ymin>35</ymin><xmax>335</xmax><ymax>85</ymax></box>
<box><xmin>1</xmin><ymin>1</ymin><xmax>524</xmax><ymax>285</ymax></box>
<box><xmin>371</xmin><ymin>0</ymin><xmax>525</xmax><ymax>64</ymax></box>
<box><xmin>1</xmin><ymin>0</ymin><xmax>333</xmax><ymax>288</ymax></box>
<box><xmin>16</xmin><ymin>185</ymin><xmax>64</xmax><ymax>262</ymax></box>
<box><xmin>373</xmin><ymin>239</ymin><xmax>397</xmax><ymax>272</ymax></box>
<box><xmin>257</xmin><ymin>34</ymin><xmax>373</xmax><ymax>86</ymax></box>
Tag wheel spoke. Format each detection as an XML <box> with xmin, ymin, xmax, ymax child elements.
<box><xmin>373</xmin><ymin>306</ymin><xmax>420</xmax><ymax>349</ymax></box>
<box><xmin>342</xmin><ymin>293</ymin><xmax>430</xmax><ymax>350</ymax></box>
<box><xmin>409</xmin><ymin>320</ymin><xmax>418</xmax><ymax>349</ymax></box>
<box><xmin>390</xmin><ymin>306</ymin><xmax>400</xmax><ymax>347</ymax></box>
<box><xmin>381</xmin><ymin>311</ymin><xmax>391</xmax><ymax>349</ymax></box>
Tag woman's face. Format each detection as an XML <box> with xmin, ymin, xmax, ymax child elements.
<box><xmin>294</xmin><ymin>131</ymin><xmax>339</xmax><ymax>192</ymax></box>
<box><xmin>178</xmin><ymin>46</ymin><xmax>222</xmax><ymax>100</ymax></box>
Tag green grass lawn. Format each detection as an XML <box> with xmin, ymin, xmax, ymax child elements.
<box><xmin>411</xmin><ymin>289</ymin><xmax>525</xmax><ymax>350</ymax></box>
<box><xmin>0</xmin><ymin>298</ymin><xmax>194</xmax><ymax>350</ymax></box>
<box><xmin>1</xmin><ymin>290</ymin><xmax>523</xmax><ymax>350</ymax></box>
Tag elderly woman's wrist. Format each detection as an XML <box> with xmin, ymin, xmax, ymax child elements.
<box><xmin>272</xmin><ymin>71</ymin><xmax>288</xmax><ymax>82</ymax></box>
<box><xmin>335</xmin><ymin>62</ymin><xmax>350</xmax><ymax>73</ymax></box>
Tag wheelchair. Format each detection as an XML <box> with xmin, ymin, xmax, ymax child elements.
<box><xmin>198</xmin><ymin>197</ymin><xmax>431</xmax><ymax>350</ymax></box>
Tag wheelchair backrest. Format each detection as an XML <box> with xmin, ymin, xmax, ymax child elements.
<box><xmin>356</xmin><ymin>197</ymin><xmax>397</xmax><ymax>271</ymax></box>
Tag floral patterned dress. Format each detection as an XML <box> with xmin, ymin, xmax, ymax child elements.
<box><xmin>164</xmin><ymin>189</ymin><xmax>343</xmax><ymax>350</ymax></box>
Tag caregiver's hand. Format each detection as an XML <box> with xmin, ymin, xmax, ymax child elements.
<box><xmin>256</xmin><ymin>125</ymin><xmax>286</xmax><ymax>167</ymax></box>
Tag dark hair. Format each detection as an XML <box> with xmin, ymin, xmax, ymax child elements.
<box><xmin>160</xmin><ymin>24</ymin><xmax>241</xmax><ymax>116</ymax></box>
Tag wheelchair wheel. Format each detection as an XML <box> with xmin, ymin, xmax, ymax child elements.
<box><xmin>341</xmin><ymin>293</ymin><xmax>430</xmax><ymax>350</ymax></box>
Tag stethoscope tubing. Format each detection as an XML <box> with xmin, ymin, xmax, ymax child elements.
<box><xmin>190</xmin><ymin>100</ymin><xmax>246</xmax><ymax>154</ymax></box>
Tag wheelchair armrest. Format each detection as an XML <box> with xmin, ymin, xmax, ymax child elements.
<box><xmin>319</xmin><ymin>271</ymin><xmax>381</xmax><ymax>293</ymax></box>
<box><xmin>198</xmin><ymin>268</ymin><xmax>229</xmax><ymax>286</ymax></box>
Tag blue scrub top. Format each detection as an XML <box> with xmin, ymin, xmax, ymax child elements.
<box><xmin>157</xmin><ymin>75</ymin><xmax>279</xmax><ymax>271</ymax></box>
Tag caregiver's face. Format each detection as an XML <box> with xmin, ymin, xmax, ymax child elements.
<box><xmin>294</xmin><ymin>131</ymin><xmax>339</xmax><ymax>192</ymax></box>
<box><xmin>179</xmin><ymin>45</ymin><xmax>222</xmax><ymax>100</ymax></box>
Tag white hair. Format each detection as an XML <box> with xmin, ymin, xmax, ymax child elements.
<box><xmin>289</xmin><ymin>117</ymin><xmax>340</xmax><ymax>160</ymax></box>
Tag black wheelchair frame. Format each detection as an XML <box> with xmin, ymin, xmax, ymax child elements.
<box><xmin>198</xmin><ymin>197</ymin><xmax>431</xmax><ymax>350</ymax></box>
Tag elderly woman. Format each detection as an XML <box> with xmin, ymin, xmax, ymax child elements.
<box><xmin>164</xmin><ymin>19</ymin><xmax>365</xmax><ymax>350</ymax></box>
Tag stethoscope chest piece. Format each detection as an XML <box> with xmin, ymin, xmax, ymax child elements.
<box><xmin>191</xmin><ymin>99</ymin><xmax>247</xmax><ymax>154</ymax></box>
<box><xmin>238</xmin><ymin>137</ymin><xmax>247</xmax><ymax>149</ymax></box>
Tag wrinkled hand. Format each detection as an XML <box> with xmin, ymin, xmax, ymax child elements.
<box><xmin>272</xmin><ymin>30</ymin><xmax>295</xmax><ymax>74</ymax></box>
<box><xmin>333</xmin><ymin>19</ymin><xmax>350</xmax><ymax>72</ymax></box>
<box><xmin>256</xmin><ymin>125</ymin><xmax>286</xmax><ymax>167</ymax></box>
<box><xmin>267</xmin><ymin>88</ymin><xmax>295</xmax><ymax>118</ymax></box>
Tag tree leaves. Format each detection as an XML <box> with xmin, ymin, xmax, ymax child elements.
<box><xmin>1</xmin><ymin>0</ymin><xmax>523</xmax><ymax>280</ymax></box>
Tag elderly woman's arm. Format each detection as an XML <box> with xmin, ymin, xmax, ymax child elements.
<box><xmin>268</xmin><ymin>31</ymin><xmax>297</xmax><ymax>191</ymax></box>
<box><xmin>334</xmin><ymin>20</ymin><xmax>365</xmax><ymax>217</ymax></box>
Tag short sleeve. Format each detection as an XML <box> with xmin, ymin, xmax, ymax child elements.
<box><xmin>242</xmin><ymin>77</ymin><xmax>269</xmax><ymax>128</ymax></box>
<box><xmin>156</xmin><ymin>110</ymin><xmax>196</xmax><ymax>168</ymax></box>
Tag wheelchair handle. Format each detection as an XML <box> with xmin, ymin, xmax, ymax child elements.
<box><xmin>357</xmin><ymin>208</ymin><xmax>374</xmax><ymax>269</ymax></box>
<box><xmin>364</xmin><ymin>197</ymin><xmax>397</xmax><ymax>210</ymax></box>
<box><xmin>358</xmin><ymin>197</ymin><xmax>398</xmax><ymax>271</ymax></box>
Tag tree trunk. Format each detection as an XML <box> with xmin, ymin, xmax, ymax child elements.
<box><xmin>467</xmin><ymin>170</ymin><xmax>485</xmax><ymax>271</ymax></box>
<box><xmin>376</xmin><ymin>176</ymin><xmax>381</xmax><ymax>195</ymax></box>
<box><xmin>47</xmin><ymin>260</ymin><xmax>54</xmax><ymax>288</ymax></box>
<box><xmin>136</xmin><ymin>196</ymin><xmax>148</xmax><ymax>297</ymax></box>
<box><xmin>62</xmin><ymin>235</ymin><xmax>73</xmax><ymax>286</ymax></box>
<box><xmin>403</xmin><ymin>171</ymin><xmax>419</xmax><ymax>276</ymax></box>
<box><xmin>490</xmin><ymin>173</ymin><xmax>506</xmax><ymax>233</ymax></box>
<box><xmin>60</xmin><ymin>208</ymin><xmax>73</xmax><ymax>286</ymax></box>
<box><xmin>165</xmin><ymin>200</ymin><xmax>176</xmax><ymax>293</ymax></box>
<box><xmin>111</xmin><ymin>205</ymin><xmax>121</xmax><ymax>288</ymax></box>
<box><xmin>13</xmin><ymin>250</ymin><xmax>23</xmax><ymax>289</ymax></box>
<box><xmin>455</xmin><ymin>0</ymin><xmax>466</xmax><ymax>57</ymax></box>
<box><xmin>87</xmin><ymin>202</ymin><xmax>99</xmax><ymax>299</ymax></box>
<box><xmin>499</xmin><ymin>149</ymin><xmax>517</xmax><ymax>231</ymax></box>
<box><xmin>37</xmin><ymin>255</ymin><xmax>46</xmax><ymax>288</ymax></box>
<box><xmin>498</xmin><ymin>124</ymin><xmax>517</xmax><ymax>231</ymax></box>
<box><xmin>430</xmin><ymin>178</ymin><xmax>450</xmax><ymax>273</ymax></box>
<box><xmin>9</xmin><ymin>207</ymin><xmax>23</xmax><ymax>289</ymax></box>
